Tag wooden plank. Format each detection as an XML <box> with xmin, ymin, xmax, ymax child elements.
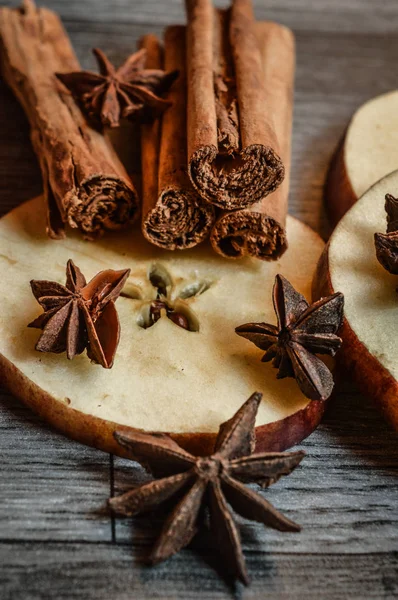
<box><xmin>15</xmin><ymin>0</ymin><xmax>398</xmax><ymax>35</ymax></box>
<box><xmin>0</xmin><ymin>542</ymin><xmax>397</xmax><ymax>600</ymax></box>
<box><xmin>0</xmin><ymin>390</ymin><xmax>113</xmax><ymax>542</ymax></box>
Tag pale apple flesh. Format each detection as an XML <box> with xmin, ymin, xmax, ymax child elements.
<box><xmin>0</xmin><ymin>197</ymin><xmax>327</xmax><ymax>456</ymax></box>
<box><xmin>314</xmin><ymin>170</ymin><xmax>398</xmax><ymax>430</ymax></box>
<box><xmin>325</xmin><ymin>90</ymin><xmax>398</xmax><ymax>226</ymax></box>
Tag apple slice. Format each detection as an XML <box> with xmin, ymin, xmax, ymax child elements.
<box><xmin>326</xmin><ymin>90</ymin><xmax>398</xmax><ymax>225</ymax></box>
<box><xmin>0</xmin><ymin>197</ymin><xmax>326</xmax><ymax>457</ymax></box>
<box><xmin>314</xmin><ymin>170</ymin><xmax>398</xmax><ymax>429</ymax></box>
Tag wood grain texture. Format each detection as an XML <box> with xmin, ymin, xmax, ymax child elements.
<box><xmin>5</xmin><ymin>0</ymin><xmax>398</xmax><ymax>34</ymax></box>
<box><xmin>0</xmin><ymin>1</ymin><xmax>397</xmax><ymax>599</ymax></box>
<box><xmin>0</xmin><ymin>391</ymin><xmax>113</xmax><ymax>542</ymax></box>
<box><xmin>0</xmin><ymin>543</ymin><xmax>397</xmax><ymax>600</ymax></box>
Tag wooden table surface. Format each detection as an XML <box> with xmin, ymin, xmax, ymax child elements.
<box><xmin>0</xmin><ymin>1</ymin><xmax>397</xmax><ymax>598</ymax></box>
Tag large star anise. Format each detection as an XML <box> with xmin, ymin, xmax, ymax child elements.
<box><xmin>109</xmin><ymin>392</ymin><xmax>304</xmax><ymax>585</ymax></box>
<box><xmin>56</xmin><ymin>48</ymin><xmax>178</xmax><ymax>128</ymax></box>
<box><xmin>235</xmin><ymin>275</ymin><xmax>344</xmax><ymax>401</ymax></box>
<box><xmin>375</xmin><ymin>193</ymin><xmax>398</xmax><ymax>278</ymax></box>
<box><xmin>29</xmin><ymin>260</ymin><xmax>130</xmax><ymax>368</ymax></box>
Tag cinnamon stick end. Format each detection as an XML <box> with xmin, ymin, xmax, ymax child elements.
<box><xmin>142</xmin><ymin>188</ymin><xmax>215</xmax><ymax>251</ymax></box>
<box><xmin>189</xmin><ymin>143</ymin><xmax>284</xmax><ymax>211</ymax></box>
<box><xmin>65</xmin><ymin>177</ymin><xmax>139</xmax><ymax>240</ymax></box>
<box><xmin>211</xmin><ymin>211</ymin><xmax>287</xmax><ymax>261</ymax></box>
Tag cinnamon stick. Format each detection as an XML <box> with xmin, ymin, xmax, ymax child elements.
<box><xmin>186</xmin><ymin>0</ymin><xmax>285</xmax><ymax>211</ymax></box>
<box><xmin>140</xmin><ymin>28</ymin><xmax>215</xmax><ymax>250</ymax></box>
<box><xmin>210</xmin><ymin>21</ymin><xmax>295</xmax><ymax>260</ymax></box>
<box><xmin>0</xmin><ymin>0</ymin><xmax>138</xmax><ymax>240</ymax></box>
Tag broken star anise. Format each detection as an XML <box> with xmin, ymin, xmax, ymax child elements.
<box><xmin>375</xmin><ymin>193</ymin><xmax>398</xmax><ymax>278</ymax></box>
<box><xmin>56</xmin><ymin>47</ymin><xmax>178</xmax><ymax>128</ymax></box>
<box><xmin>29</xmin><ymin>259</ymin><xmax>130</xmax><ymax>368</ymax></box>
<box><xmin>235</xmin><ymin>275</ymin><xmax>344</xmax><ymax>401</ymax></box>
<box><xmin>109</xmin><ymin>392</ymin><xmax>304</xmax><ymax>585</ymax></box>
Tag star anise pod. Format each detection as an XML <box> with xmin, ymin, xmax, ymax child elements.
<box><xmin>375</xmin><ymin>193</ymin><xmax>398</xmax><ymax>277</ymax></box>
<box><xmin>109</xmin><ymin>392</ymin><xmax>304</xmax><ymax>585</ymax></box>
<box><xmin>56</xmin><ymin>48</ymin><xmax>178</xmax><ymax>128</ymax></box>
<box><xmin>28</xmin><ymin>260</ymin><xmax>130</xmax><ymax>368</ymax></box>
<box><xmin>235</xmin><ymin>275</ymin><xmax>344</xmax><ymax>401</ymax></box>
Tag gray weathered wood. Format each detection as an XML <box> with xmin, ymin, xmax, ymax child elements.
<box><xmin>0</xmin><ymin>391</ymin><xmax>113</xmax><ymax>542</ymax></box>
<box><xmin>0</xmin><ymin>542</ymin><xmax>397</xmax><ymax>600</ymax></box>
<box><xmin>5</xmin><ymin>0</ymin><xmax>398</xmax><ymax>34</ymax></box>
<box><xmin>0</xmin><ymin>1</ymin><xmax>397</xmax><ymax>598</ymax></box>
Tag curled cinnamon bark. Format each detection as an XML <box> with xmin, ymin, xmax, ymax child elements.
<box><xmin>140</xmin><ymin>28</ymin><xmax>215</xmax><ymax>250</ymax></box>
<box><xmin>211</xmin><ymin>21</ymin><xmax>295</xmax><ymax>260</ymax></box>
<box><xmin>186</xmin><ymin>0</ymin><xmax>284</xmax><ymax>210</ymax></box>
<box><xmin>0</xmin><ymin>0</ymin><xmax>138</xmax><ymax>240</ymax></box>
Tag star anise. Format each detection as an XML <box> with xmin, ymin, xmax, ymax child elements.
<box><xmin>235</xmin><ymin>275</ymin><xmax>344</xmax><ymax>401</ymax></box>
<box><xmin>28</xmin><ymin>260</ymin><xmax>130</xmax><ymax>368</ymax></box>
<box><xmin>109</xmin><ymin>392</ymin><xmax>304</xmax><ymax>585</ymax></box>
<box><xmin>375</xmin><ymin>193</ymin><xmax>398</xmax><ymax>277</ymax></box>
<box><xmin>56</xmin><ymin>48</ymin><xmax>178</xmax><ymax>128</ymax></box>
